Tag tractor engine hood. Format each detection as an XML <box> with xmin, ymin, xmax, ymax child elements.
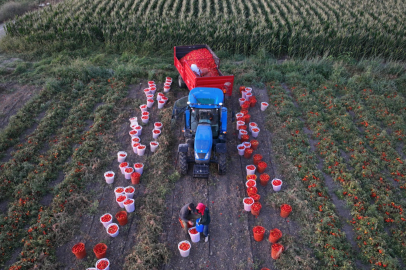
<box><xmin>194</xmin><ymin>124</ymin><xmax>212</xmax><ymax>162</ymax></box>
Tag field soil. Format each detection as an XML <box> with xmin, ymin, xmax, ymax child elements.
<box><xmin>162</xmin><ymin>87</ymin><xmax>298</xmax><ymax>270</ymax></box>
<box><xmin>51</xmin><ymin>82</ymin><xmax>295</xmax><ymax>269</ymax></box>
<box><xmin>0</xmin><ymin>82</ymin><xmax>40</xmax><ymax>131</ymax></box>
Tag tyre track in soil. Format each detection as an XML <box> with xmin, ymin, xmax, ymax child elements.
<box><xmin>163</xmin><ymin>89</ymin><xmax>253</xmax><ymax>270</ymax></box>
<box><xmin>163</xmin><ymin>87</ymin><xmax>299</xmax><ymax>270</ymax></box>
<box><xmin>55</xmin><ymin>82</ymin><xmax>164</xmax><ymax>269</ymax></box>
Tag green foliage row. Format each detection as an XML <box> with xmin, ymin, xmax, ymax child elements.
<box><xmin>3</xmin><ymin>0</ymin><xmax>406</xmax><ymax>59</ymax></box>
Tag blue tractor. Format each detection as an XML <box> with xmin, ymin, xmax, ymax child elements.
<box><xmin>173</xmin><ymin>87</ymin><xmax>227</xmax><ymax>177</ymax></box>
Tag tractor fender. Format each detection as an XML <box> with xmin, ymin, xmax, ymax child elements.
<box><xmin>215</xmin><ymin>143</ymin><xmax>227</xmax><ymax>153</ymax></box>
<box><xmin>178</xmin><ymin>144</ymin><xmax>189</xmax><ymax>153</ymax></box>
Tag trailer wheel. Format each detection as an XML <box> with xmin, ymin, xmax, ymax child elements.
<box><xmin>218</xmin><ymin>153</ymin><xmax>227</xmax><ymax>175</ymax></box>
<box><xmin>178</xmin><ymin>75</ymin><xmax>186</xmax><ymax>88</ymax></box>
<box><xmin>179</xmin><ymin>152</ymin><xmax>188</xmax><ymax>175</ymax></box>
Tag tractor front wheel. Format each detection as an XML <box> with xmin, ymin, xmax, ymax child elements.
<box><xmin>218</xmin><ymin>153</ymin><xmax>227</xmax><ymax>175</ymax></box>
<box><xmin>178</xmin><ymin>75</ymin><xmax>186</xmax><ymax>88</ymax></box>
<box><xmin>179</xmin><ymin>152</ymin><xmax>188</xmax><ymax>175</ymax></box>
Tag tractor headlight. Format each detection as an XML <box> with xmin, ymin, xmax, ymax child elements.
<box><xmin>205</xmin><ymin>152</ymin><xmax>210</xmax><ymax>160</ymax></box>
<box><xmin>195</xmin><ymin>151</ymin><xmax>199</xmax><ymax>159</ymax></box>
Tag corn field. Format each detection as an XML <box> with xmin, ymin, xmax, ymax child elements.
<box><xmin>5</xmin><ymin>0</ymin><xmax>406</xmax><ymax>58</ymax></box>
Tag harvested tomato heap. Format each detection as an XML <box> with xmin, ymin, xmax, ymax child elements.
<box><xmin>258</xmin><ymin>162</ymin><xmax>267</xmax><ymax>168</ymax></box>
<box><xmin>116</xmin><ymin>212</ymin><xmax>126</xmax><ymax>220</ymax></box>
<box><xmin>125</xmin><ymin>168</ymin><xmax>133</xmax><ymax>173</ymax></box>
<box><xmin>179</xmin><ymin>242</ymin><xmax>190</xmax><ymax>251</ymax></box>
<box><xmin>105</xmin><ymin>173</ymin><xmax>113</xmax><ymax>177</ymax></box>
<box><xmin>153</xmin><ymin>130</ymin><xmax>160</xmax><ymax>134</ymax></box>
<box><xmin>124</xmin><ymin>199</ymin><xmax>133</xmax><ymax>205</ymax></box>
<box><xmin>273</xmin><ymin>179</ymin><xmax>282</xmax><ymax>186</ymax></box>
<box><xmin>94</xmin><ymin>243</ymin><xmax>107</xmax><ymax>253</ymax></box>
<box><xmin>108</xmin><ymin>225</ymin><xmax>118</xmax><ymax>234</ymax></box>
<box><xmin>189</xmin><ymin>228</ymin><xmax>198</xmax><ymax>234</ymax></box>
<box><xmin>272</xmin><ymin>243</ymin><xmax>283</xmax><ymax>251</ymax></box>
<box><xmin>281</xmin><ymin>204</ymin><xmax>292</xmax><ymax>212</ymax></box>
<box><xmin>251</xmin><ymin>202</ymin><xmax>262</xmax><ymax>211</ymax></box>
<box><xmin>101</xmin><ymin>214</ymin><xmax>111</xmax><ymax>222</ymax></box>
<box><xmin>270</xmin><ymin>230</ymin><xmax>282</xmax><ymax>237</ymax></box>
<box><xmin>151</xmin><ymin>142</ymin><xmax>158</xmax><ymax>146</ymax></box>
<box><xmin>251</xmin><ymin>140</ymin><xmax>259</xmax><ymax>146</ymax></box>
<box><xmin>247</xmin><ymin>180</ymin><xmax>256</xmax><ymax>187</ymax></box>
<box><xmin>244</xmin><ymin>198</ymin><xmax>254</xmax><ymax>204</ymax></box>
<box><xmin>117</xmin><ymin>195</ymin><xmax>126</xmax><ymax>202</ymax></box>
<box><xmin>125</xmin><ymin>187</ymin><xmax>134</xmax><ymax>193</ymax></box>
<box><xmin>253</xmin><ymin>226</ymin><xmax>265</xmax><ymax>234</ymax></box>
<box><xmin>72</xmin><ymin>243</ymin><xmax>85</xmax><ymax>253</ymax></box>
<box><xmin>247</xmin><ymin>175</ymin><xmax>257</xmax><ymax>180</ymax></box>
<box><xmin>138</xmin><ymin>145</ymin><xmax>145</xmax><ymax>149</ymax></box>
<box><xmin>180</xmin><ymin>48</ymin><xmax>219</xmax><ymax>77</ymax></box>
<box><xmin>119</xmin><ymin>153</ymin><xmax>126</xmax><ymax>157</ymax></box>
<box><xmin>115</xmin><ymin>188</ymin><xmax>124</xmax><ymax>193</ymax></box>
<box><xmin>134</xmin><ymin>163</ymin><xmax>143</xmax><ymax>168</ymax></box>
<box><xmin>260</xmin><ymin>174</ymin><xmax>270</xmax><ymax>181</ymax></box>
<box><xmin>247</xmin><ymin>165</ymin><xmax>255</xmax><ymax>171</ymax></box>
<box><xmin>97</xmin><ymin>259</ymin><xmax>109</xmax><ymax>269</ymax></box>
<box><xmin>119</xmin><ymin>162</ymin><xmax>128</xmax><ymax>167</ymax></box>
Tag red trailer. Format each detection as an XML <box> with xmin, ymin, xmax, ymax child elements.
<box><xmin>174</xmin><ymin>44</ymin><xmax>234</xmax><ymax>96</ymax></box>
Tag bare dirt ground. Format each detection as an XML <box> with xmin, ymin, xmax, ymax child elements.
<box><xmin>162</xmin><ymin>86</ymin><xmax>298</xmax><ymax>270</ymax></box>
<box><xmin>0</xmin><ymin>82</ymin><xmax>40</xmax><ymax>131</ymax></box>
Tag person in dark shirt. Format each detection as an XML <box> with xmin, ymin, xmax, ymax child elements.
<box><xmin>179</xmin><ymin>203</ymin><xmax>199</xmax><ymax>235</ymax></box>
<box><xmin>196</xmin><ymin>203</ymin><xmax>211</xmax><ymax>242</ymax></box>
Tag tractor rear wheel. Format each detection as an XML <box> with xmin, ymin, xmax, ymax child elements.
<box><xmin>179</xmin><ymin>152</ymin><xmax>188</xmax><ymax>175</ymax></box>
<box><xmin>178</xmin><ymin>75</ymin><xmax>186</xmax><ymax>88</ymax></box>
<box><xmin>218</xmin><ymin>153</ymin><xmax>227</xmax><ymax>175</ymax></box>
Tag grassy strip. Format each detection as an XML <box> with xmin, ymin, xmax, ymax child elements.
<box><xmin>123</xmin><ymin>104</ymin><xmax>176</xmax><ymax>269</ymax></box>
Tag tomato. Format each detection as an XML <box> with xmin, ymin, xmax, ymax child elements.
<box><xmin>97</xmin><ymin>259</ymin><xmax>109</xmax><ymax>269</ymax></box>
<box><xmin>101</xmin><ymin>214</ymin><xmax>111</xmax><ymax>222</ymax></box>
<box><xmin>179</xmin><ymin>242</ymin><xmax>190</xmax><ymax>251</ymax></box>
<box><xmin>125</xmin><ymin>187</ymin><xmax>134</xmax><ymax>193</ymax></box>
<box><xmin>108</xmin><ymin>225</ymin><xmax>118</xmax><ymax>234</ymax></box>
<box><xmin>124</xmin><ymin>199</ymin><xmax>133</xmax><ymax>205</ymax></box>
<box><xmin>244</xmin><ymin>198</ymin><xmax>254</xmax><ymax>204</ymax></box>
<box><xmin>117</xmin><ymin>195</ymin><xmax>126</xmax><ymax>202</ymax></box>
